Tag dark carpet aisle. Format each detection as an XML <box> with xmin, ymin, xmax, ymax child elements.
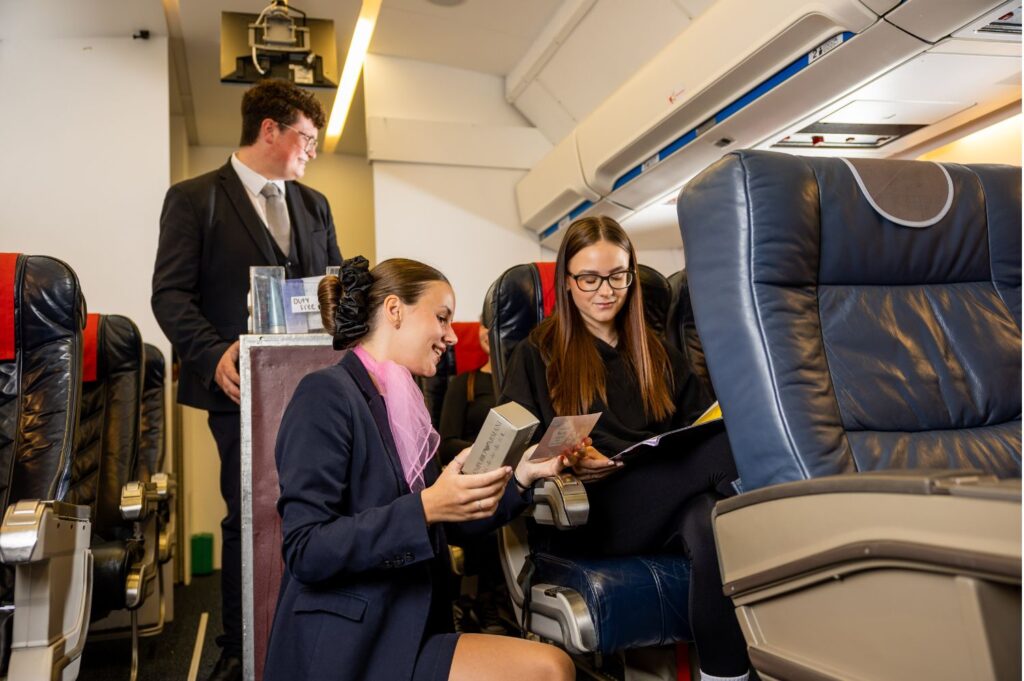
<box><xmin>77</xmin><ymin>572</ymin><xmax>223</xmax><ymax>681</ymax></box>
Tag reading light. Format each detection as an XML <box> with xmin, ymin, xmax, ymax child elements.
<box><xmin>324</xmin><ymin>0</ymin><xmax>382</xmax><ymax>152</ymax></box>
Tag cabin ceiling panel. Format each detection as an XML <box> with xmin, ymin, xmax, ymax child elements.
<box><xmin>533</xmin><ymin>0</ymin><xmax>694</xmax><ymax>123</ymax></box>
<box><xmin>514</xmin><ymin>80</ymin><xmax>579</xmax><ymax>144</ymax></box>
<box><xmin>174</xmin><ymin>0</ymin><xmax>562</xmax><ymax>152</ymax></box>
<box><xmin>372</xmin><ymin>0</ymin><xmax>563</xmax><ymax>75</ymax></box>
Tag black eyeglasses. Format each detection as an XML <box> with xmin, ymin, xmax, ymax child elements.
<box><xmin>567</xmin><ymin>270</ymin><xmax>634</xmax><ymax>292</ymax></box>
<box><xmin>279</xmin><ymin>122</ymin><xmax>318</xmax><ymax>154</ymax></box>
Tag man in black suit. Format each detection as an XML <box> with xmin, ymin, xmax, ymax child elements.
<box><xmin>152</xmin><ymin>79</ymin><xmax>342</xmax><ymax>681</ymax></box>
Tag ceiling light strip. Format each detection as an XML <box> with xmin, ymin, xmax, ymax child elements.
<box><xmin>324</xmin><ymin>0</ymin><xmax>382</xmax><ymax>153</ymax></box>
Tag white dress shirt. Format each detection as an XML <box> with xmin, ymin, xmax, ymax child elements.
<box><xmin>230</xmin><ymin>153</ymin><xmax>291</xmax><ymax>235</ymax></box>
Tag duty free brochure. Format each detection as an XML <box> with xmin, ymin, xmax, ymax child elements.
<box><xmin>460</xmin><ymin>404</ymin><xmax>602</xmax><ymax>474</ymax></box>
<box><xmin>612</xmin><ymin>401</ymin><xmax>724</xmax><ymax>463</ymax></box>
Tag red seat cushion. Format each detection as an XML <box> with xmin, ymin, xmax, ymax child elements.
<box><xmin>452</xmin><ymin>321</ymin><xmax>487</xmax><ymax>374</ymax></box>
<box><xmin>83</xmin><ymin>313</ymin><xmax>100</xmax><ymax>382</ymax></box>
<box><xmin>0</xmin><ymin>253</ymin><xmax>18</xmax><ymax>361</ymax></box>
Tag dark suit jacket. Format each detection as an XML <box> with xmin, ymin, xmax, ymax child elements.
<box><xmin>151</xmin><ymin>160</ymin><xmax>342</xmax><ymax>411</ymax></box>
<box><xmin>263</xmin><ymin>352</ymin><xmax>531</xmax><ymax>681</ymax></box>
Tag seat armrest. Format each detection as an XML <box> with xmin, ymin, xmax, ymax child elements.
<box><xmin>120</xmin><ymin>481</ymin><xmax>162</xmax><ymax>521</ymax></box>
<box><xmin>0</xmin><ymin>500</ymin><xmax>91</xmax><ymax>564</ymax></box>
<box><xmin>150</xmin><ymin>472</ymin><xmax>176</xmax><ymax>502</ymax></box>
<box><xmin>530</xmin><ymin>474</ymin><xmax>589</xmax><ymax>528</ymax></box>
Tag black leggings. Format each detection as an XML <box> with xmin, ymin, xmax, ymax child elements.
<box><xmin>541</xmin><ymin>429</ymin><xmax>748</xmax><ymax>676</ymax></box>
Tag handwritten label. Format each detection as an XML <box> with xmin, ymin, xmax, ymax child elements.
<box><xmin>290</xmin><ymin>296</ymin><xmax>320</xmax><ymax>314</ymax></box>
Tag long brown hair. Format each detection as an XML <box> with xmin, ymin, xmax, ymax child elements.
<box><xmin>532</xmin><ymin>217</ymin><xmax>674</xmax><ymax>421</ymax></box>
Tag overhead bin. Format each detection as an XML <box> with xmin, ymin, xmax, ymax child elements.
<box><xmin>515</xmin><ymin>131</ymin><xmax>600</xmax><ymax>234</ymax></box>
<box><xmin>516</xmin><ymin>0</ymin><xmax>1015</xmax><ymax>246</ymax></box>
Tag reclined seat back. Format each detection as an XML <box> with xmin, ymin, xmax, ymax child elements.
<box><xmin>665</xmin><ymin>270</ymin><xmax>714</xmax><ymax>400</ymax></box>
<box><xmin>0</xmin><ymin>253</ymin><xmax>84</xmax><ymax>510</ymax></box>
<box><xmin>677</xmin><ymin>151</ymin><xmax>1021</xmax><ymax>491</ymax></box>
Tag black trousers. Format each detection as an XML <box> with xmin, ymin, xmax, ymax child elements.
<box><xmin>208</xmin><ymin>411</ymin><xmax>242</xmax><ymax>659</ymax></box>
<box><xmin>540</xmin><ymin>429</ymin><xmax>749</xmax><ymax>676</ymax></box>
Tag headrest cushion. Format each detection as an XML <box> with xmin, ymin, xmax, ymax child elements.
<box><xmin>841</xmin><ymin>158</ymin><xmax>953</xmax><ymax>228</ymax></box>
<box><xmin>83</xmin><ymin>313</ymin><xmax>100</xmax><ymax>382</ymax></box>
<box><xmin>0</xmin><ymin>253</ymin><xmax>18</xmax><ymax>361</ymax></box>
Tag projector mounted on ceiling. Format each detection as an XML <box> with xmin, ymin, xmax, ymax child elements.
<box><xmin>221</xmin><ymin>1</ymin><xmax>337</xmax><ymax>88</ymax></box>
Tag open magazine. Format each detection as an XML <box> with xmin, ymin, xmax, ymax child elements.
<box><xmin>611</xmin><ymin>401</ymin><xmax>724</xmax><ymax>463</ymax></box>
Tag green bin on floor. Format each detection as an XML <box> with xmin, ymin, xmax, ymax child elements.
<box><xmin>191</xmin><ymin>532</ymin><xmax>214</xmax><ymax>576</ymax></box>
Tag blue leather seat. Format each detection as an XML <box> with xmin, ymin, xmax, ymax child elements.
<box><xmin>677</xmin><ymin>151</ymin><xmax>1021</xmax><ymax>681</ymax></box>
<box><xmin>489</xmin><ymin>262</ymin><xmax>693</xmax><ymax>656</ymax></box>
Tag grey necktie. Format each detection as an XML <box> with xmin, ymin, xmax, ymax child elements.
<box><xmin>260</xmin><ymin>182</ymin><xmax>291</xmax><ymax>257</ymax></box>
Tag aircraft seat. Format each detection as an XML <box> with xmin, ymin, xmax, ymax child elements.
<box><xmin>677</xmin><ymin>150</ymin><xmax>1021</xmax><ymax>681</ymax></box>
<box><xmin>489</xmin><ymin>261</ymin><xmax>693</xmax><ymax>656</ymax></box>
<box><xmin>0</xmin><ymin>252</ymin><xmax>92</xmax><ymax>681</ymax></box>
<box><xmin>665</xmin><ymin>271</ymin><xmax>714</xmax><ymax>401</ymax></box>
<box><xmin>69</xmin><ymin>314</ymin><xmax>160</xmax><ymax>680</ymax></box>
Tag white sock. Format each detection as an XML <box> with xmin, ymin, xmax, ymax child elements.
<box><xmin>699</xmin><ymin>671</ymin><xmax>749</xmax><ymax>681</ymax></box>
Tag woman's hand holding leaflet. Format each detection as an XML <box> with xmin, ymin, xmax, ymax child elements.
<box><xmin>421</xmin><ymin>449</ymin><xmax>511</xmax><ymax>524</ymax></box>
<box><xmin>570</xmin><ymin>440</ymin><xmax>622</xmax><ymax>482</ymax></box>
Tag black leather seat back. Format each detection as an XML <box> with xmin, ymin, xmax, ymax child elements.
<box><xmin>665</xmin><ymin>270</ymin><xmax>714</xmax><ymax>400</ymax></box>
<box><xmin>0</xmin><ymin>254</ymin><xmax>84</xmax><ymax>510</ymax></box>
<box><xmin>487</xmin><ymin>262</ymin><xmax>557</xmax><ymax>389</ymax></box>
<box><xmin>68</xmin><ymin>314</ymin><xmax>144</xmax><ymax>538</ymax></box>
<box><xmin>636</xmin><ymin>265</ymin><xmax>671</xmax><ymax>336</ymax></box>
<box><xmin>677</xmin><ymin>151</ymin><xmax>1022</xmax><ymax>491</ymax></box>
<box><xmin>137</xmin><ymin>343</ymin><xmax>166</xmax><ymax>482</ymax></box>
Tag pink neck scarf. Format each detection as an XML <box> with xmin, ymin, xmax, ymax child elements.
<box><xmin>353</xmin><ymin>346</ymin><xmax>438</xmax><ymax>493</ymax></box>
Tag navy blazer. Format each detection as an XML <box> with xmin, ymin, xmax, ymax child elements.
<box><xmin>151</xmin><ymin>161</ymin><xmax>342</xmax><ymax>412</ymax></box>
<box><xmin>263</xmin><ymin>352</ymin><xmax>532</xmax><ymax>681</ymax></box>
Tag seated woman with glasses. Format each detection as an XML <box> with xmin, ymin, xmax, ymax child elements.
<box><xmin>499</xmin><ymin>217</ymin><xmax>751</xmax><ymax>681</ymax></box>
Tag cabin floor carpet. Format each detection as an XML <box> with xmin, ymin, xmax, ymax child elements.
<box><xmin>77</xmin><ymin>571</ymin><xmax>223</xmax><ymax>681</ymax></box>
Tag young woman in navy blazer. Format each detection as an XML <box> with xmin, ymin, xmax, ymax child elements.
<box><xmin>263</xmin><ymin>257</ymin><xmax>575</xmax><ymax>681</ymax></box>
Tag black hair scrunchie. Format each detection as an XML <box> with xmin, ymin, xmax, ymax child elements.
<box><xmin>332</xmin><ymin>256</ymin><xmax>373</xmax><ymax>350</ymax></box>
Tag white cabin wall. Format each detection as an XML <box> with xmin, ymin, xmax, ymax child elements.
<box><xmin>365</xmin><ymin>55</ymin><xmax>552</xmax><ymax>321</ymax></box>
<box><xmin>0</xmin><ymin>35</ymin><xmax>169</xmax><ymax>353</ymax></box>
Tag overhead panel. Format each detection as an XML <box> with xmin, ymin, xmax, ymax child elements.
<box><xmin>607</xmin><ymin>20</ymin><xmax>924</xmax><ymax>213</ymax></box>
<box><xmin>574</xmin><ymin>0</ymin><xmax>884</xmax><ymax>197</ymax></box>
<box><xmin>883</xmin><ymin>0</ymin><xmax>1011</xmax><ymax>44</ymax></box>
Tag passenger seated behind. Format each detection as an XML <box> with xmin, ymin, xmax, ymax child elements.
<box><xmin>500</xmin><ymin>217</ymin><xmax>751</xmax><ymax>681</ymax></box>
<box><xmin>264</xmin><ymin>257</ymin><xmax>575</xmax><ymax>681</ymax></box>
<box><xmin>438</xmin><ymin>307</ymin><xmax>509</xmax><ymax>634</ymax></box>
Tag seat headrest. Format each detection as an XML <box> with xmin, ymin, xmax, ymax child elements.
<box><xmin>677</xmin><ymin>150</ymin><xmax>1022</xmax><ymax>490</ymax></box>
<box><xmin>637</xmin><ymin>265</ymin><xmax>670</xmax><ymax>336</ymax></box>
<box><xmin>452</xmin><ymin>321</ymin><xmax>487</xmax><ymax>375</ymax></box>
<box><xmin>487</xmin><ymin>262</ymin><xmax>557</xmax><ymax>387</ymax></box>
<box><xmin>83</xmin><ymin>313</ymin><xmax>100</xmax><ymax>382</ymax></box>
<box><xmin>841</xmin><ymin>158</ymin><xmax>953</xmax><ymax>228</ymax></box>
<box><xmin>0</xmin><ymin>253</ymin><xmax>17</xmax><ymax>361</ymax></box>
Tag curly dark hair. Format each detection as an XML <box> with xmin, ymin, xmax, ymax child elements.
<box><xmin>318</xmin><ymin>257</ymin><xmax>450</xmax><ymax>350</ymax></box>
<box><xmin>239</xmin><ymin>79</ymin><xmax>326</xmax><ymax>146</ymax></box>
